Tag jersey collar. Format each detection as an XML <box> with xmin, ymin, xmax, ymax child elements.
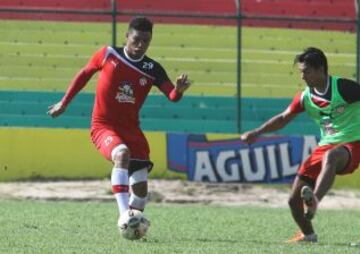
<box><xmin>314</xmin><ymin>76</ymin><xmax>330</xmax><ymax>96</ymax></box>
<box><xmin>123</xmin><ymin>47</ymin><xmax>145</xmax><ymax>62</ymax></box>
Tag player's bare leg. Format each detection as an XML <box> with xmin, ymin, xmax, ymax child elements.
<box><xmin>287</xmin><ymin>176</ymin><xmax>317</xmax><ymax>243</ymax></box>
<box><xmin>302</xmin><ymin>146</ymin><xmax>350</xmax><ymax>220</ymax></box>
<box><xmin>314</xmin><ymin>146</ymin><xmax>349</xmax><ymax>201</ymax></box>
<box><xmin>288</xmin><ymin>177</ymin><xmax>315</xmax><ymax>234</ymax></box>
<box><xmin>111</xmin><ymin>145</ymin><xmax>131</xmax><ymax>219</ymax></box>
<box><xmin>302</xmin><ymin>147</ymin><xmax>349</xmax><ymax>220</ymax></box>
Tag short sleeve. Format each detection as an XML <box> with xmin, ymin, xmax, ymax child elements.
<box><xmin>153</xmin><ymin>63</ymin><xmax>170</xmax><ymax>87</ymax></box>
<box><xmin>85</xmin><ymin>46</ymin><xmax>108</xmax><ymax>71</ymax></box>
<box><xmin>287</xmin><ymin>92</ymin><xmax>304</xmax><ymax>114</ymax></box>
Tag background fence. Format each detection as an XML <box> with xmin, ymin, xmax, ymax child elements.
<box><xmin>0</xmin><ymin>0</ymin><xmax>359</xmax><ymax>134</ymax></box>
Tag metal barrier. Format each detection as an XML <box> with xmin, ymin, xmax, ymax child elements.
<box><xmin>0</xmin><ymin>0</ymin><xmax>359</xmax><ymax>133</ymax></box>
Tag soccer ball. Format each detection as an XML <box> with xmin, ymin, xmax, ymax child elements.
<box><xmin>118</xmin><ymin>209</ymin><xmax>150</xmax><ymax>240</ymax></box>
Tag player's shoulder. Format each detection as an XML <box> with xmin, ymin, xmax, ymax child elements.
<box><xmin>142</xmin><ymin>54</ymin><xmax>163</xmax><ymax>69</ymax></box>
<box><xmin>336</xmin><ymin>76</ymin><xmax>359</xmax><ymax>86</ymax></box>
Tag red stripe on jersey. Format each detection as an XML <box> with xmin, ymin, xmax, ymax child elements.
<box><xmin>288</xmin><ymin>92</ymin><xmax>304</xmax><ymax>114</ymax></box>
<box><xmin>112</xmin><ymin>185</ymin><xmax>129</xmax><ymax>193</ymax></box>
<box><xmin>310</xmin><ymin>95</ymin><xmax>330</xmax><ymax>108</ymax></box>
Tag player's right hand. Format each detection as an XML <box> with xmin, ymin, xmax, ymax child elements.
<box><xmin>47</xmin><ymin>101</ymin><xmax>66</xmax><ymax>118</ymax></box>
<box><xmin>175</xmin><ymin>73</ymin><xmax>191</xmax><ymax>93</ymax></box>
<box><xmin>240</xmin><ymin>130</ymin><xmax>259</xmax><ymax>144</ymax></box>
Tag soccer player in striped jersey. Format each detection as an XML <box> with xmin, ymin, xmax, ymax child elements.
<box><xmin>47</xmin><ymin>17</ymin><xmax>191</xmax><ymax>230</ymax></box>
<box><xmin>240</xmin><ymin>47</ymin><xmax>360</xmax><ymax>243</ymax></box>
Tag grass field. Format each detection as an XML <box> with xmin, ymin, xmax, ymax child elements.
<box><xmin>0</xmin><ymin>20</ymin><xmax>359</xmax><ymax>253</ymax></box>
<box><xmin>0</xmin><ymin>200</ymin><xmax>359</xmax><ymax>254</ymax></box>
<box><xmin>0</xmin><ymin>20</ymin><xmax>356</xmax><ymax>97</ymax></box>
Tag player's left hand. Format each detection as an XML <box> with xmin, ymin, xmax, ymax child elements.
<box><xmin>175</xmin><ymin>73</ymin><xmax>191</xmax><ymax>93</ymax></box>
<box><xmin>47</xmin><ymin>101</ymin><xmax>66</xmax><ymax>118</ymax></box>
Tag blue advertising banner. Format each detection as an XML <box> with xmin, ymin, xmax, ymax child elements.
<box><xmin>167</xmin><ymin>134</ymin><xmax>318</xmax><ymax>183</ymax></box>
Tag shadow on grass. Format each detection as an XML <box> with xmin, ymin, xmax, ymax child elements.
<box><xmin>144</xmin><ymin>236</ymin><xmax>360</xmax><ymax>250</ymax></box>
<box><xmin>145</xmin><ymin>237</ymin><xmax>284</xmax><ymax>245</ymax></box>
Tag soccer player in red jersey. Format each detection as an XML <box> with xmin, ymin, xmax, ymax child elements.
<box><xmin>240</xmin><ymin>47</ymin><xmax>360</xmax><ymax>243</ymax></box>
<box><xmin>47</xmin><ymin>17</ymin><xmax>191</xmax><ymax>228</ymax></box>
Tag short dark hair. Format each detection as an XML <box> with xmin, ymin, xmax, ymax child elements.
<box><xmin>128</xmin><ymin>16</ymin><xmax>153</xmax><ymax>33</ymax></box>
<box><xmin>294</xmin><ymin>47</ymin><xmax>328</xmax><ymax>74</ymax></box>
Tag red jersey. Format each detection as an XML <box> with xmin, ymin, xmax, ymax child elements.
<box><xmin>61</xmin><ymin>46</ymin><xmax>182</xmax><ymax>130</ymax></box>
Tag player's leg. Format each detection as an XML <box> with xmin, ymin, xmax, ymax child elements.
<box><xmin>287</xmin><ymin>146</ymin><xmax>324</xmax><ymax>243</ymax></box>
<box><xmin>91</xmin><ymin>129</ymin><xmax>131</xmax><ymax>218</ymax></box>
<box><xmin>287</xmin><ymin>175</ymin><xmax>317</xmax><ymax>243</ymax></box>
<box><xmin>126</xmin><ymin>130</ymin><xmax>152</xmax><ymax>212</ymax></box>
<box><xmin>129</xmin><ymin>167</ymin><xmax>149</xmax><ymax>211</ymax></box>
<box><xmin>111</xmin><ymin>144</ymin><xmax>131</xmax><ymax>217</ymax></box>
<box><xmin>302</xmin><ymin>145</ymin><xmax>352</xmax><ymax>221</ymax></box>
<box><xmin>127</xmin><ymin>160</ymin><xmax>153</xmax><ymax>212</ymax></box>
<box><xmin>313</xmin><ymin>146</ymin><xmax>350</xmax><ymax>201</ymax></box>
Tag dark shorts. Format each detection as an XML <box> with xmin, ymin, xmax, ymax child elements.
<box><xmin>298</xmin><ymin>141</ymin><xmax>360</xmax><ymax>182</ymax></box>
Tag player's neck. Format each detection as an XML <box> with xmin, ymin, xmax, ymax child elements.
<box><xmin>314</xmin><ymin>75</ymin><xmax>329</xmax><ymax>94</ymax></box>
<box><xmin>123</xmin><ymin>47</ymin><xmax>144</xmax><ymax>62</ymax></box>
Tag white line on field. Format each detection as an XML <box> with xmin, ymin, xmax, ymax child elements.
<box><xmin>0</xmin><ymin>41</ymin><xmax>356</xmax><ymax>58</ymax></box>
<box><xmin>1</xmin><ymin>64</ymin><xmax>297</xmax><ymax>79</ymax></box>
<box><xmin>0</xmin><ymin>76</ymin><xmax>70</xmax><ymax>81</ymax></box>
<box><xmin>2</xmin><ymin>52</ymin><xmax>355</xmax><ymax>66</ymax></box>
<box><xmin>0</xmin><ymin>76</ymin><xmax>298</xmax><ymax>89</ymax></box>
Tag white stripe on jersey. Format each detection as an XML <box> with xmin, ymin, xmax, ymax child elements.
<box><xmin>103</xmin><ymin>47</ymin><xmax>155</xmax><ymax>80</ymax></box>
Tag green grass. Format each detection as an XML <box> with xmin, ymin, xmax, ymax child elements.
<box><xmin>0</xmin><ymin>20</ymin><xmax>356</xmax><ymax>97</ymax></box>
<box><xmin>0</xmin><ymin>200</ymin><xmax>359</xmax><ymax>253</ymax></box>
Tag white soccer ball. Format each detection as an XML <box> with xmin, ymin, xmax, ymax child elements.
<box><xmin>118</xmin><ymin>209</ymin><xmax>150</xmax><ymax>240</ymax></box>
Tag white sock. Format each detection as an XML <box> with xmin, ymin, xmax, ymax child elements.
<box><xmin>129</xmin><ymin>192</ymin><xmax>147</xmax><ymax>211</ymax></box>
<box><xmin>111</xmin><ymin>167</ymin><xmax>129</xmax><ymax>216</ymax></box>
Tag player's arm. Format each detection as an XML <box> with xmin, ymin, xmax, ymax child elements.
<box><xmin>240</xmin><ymin>92</ymin><xmax>304</xmax><ymax>144</ymax></box>
<box><xmin>47</xmin><ymin>47</ymin><xmax>106</xmax><ymax>117</ymax></box>
<box><xmin>154</xmin><ymin>62</ymin><xmax>191</xmax><ymax>101</ymax></box>
<box><xmin>158</xmin><ymin>74</ymin><xmax>191</xmax><ymax>102</ymax></box>
<box><xmin>338</xmin><ymin>78</ymin><xmax>360</xmax><ymax>103</ymax></box>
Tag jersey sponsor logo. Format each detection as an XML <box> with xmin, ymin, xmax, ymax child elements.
<box><xmin>139</xmin><ymin>77</ymin><xmax>148</xmax><ymax>86</ymax></box>
<box><xmin>334</xmin><ymin>104</ymin><xmax>346</xmax><ymax>114</ymax></box>
<box><xmin>115</xmin><ymin>81</ymin><xmax>135</xmax><ymax>104</ymax></box>
<box><xmin>104</xmin><ymin>136</ymin><xmax>113</xmax><ymax>146</ymax></box>
<box><xmin>142</xmin><ymin>61</ymin><xmax>154</xmax><ymax>70</ymax></box>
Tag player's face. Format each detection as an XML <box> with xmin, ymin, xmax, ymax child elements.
<box><xmin>297</xmin><ymin>62</ymin><xmax>324</xmax><ymax>88</ymax></box>
<box><xmin>125</xmin><ymin>29</ymin><xmax>152</xmax><ymax>59</ymax></box>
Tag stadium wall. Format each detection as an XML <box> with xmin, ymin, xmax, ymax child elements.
<box><xmin>0</xmin><ymin>128</ymin><xmax>176</xmax><ymax>181</ymax></box>
<box><xmin>1</xmin><ymin>128</ymin><xmax>358</xmax><ymax>188</ymax></box>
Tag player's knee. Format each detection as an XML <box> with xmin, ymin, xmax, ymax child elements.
<box><xmin>112</xmin><ymin>145</ymin><xmax>131</xmax><ymax>166</ymax></box>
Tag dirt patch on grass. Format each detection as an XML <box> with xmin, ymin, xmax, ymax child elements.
<box><xmin>0</xmin><ymin>179</ymin><xmax>359</xmax><ymax>209</ymax></box>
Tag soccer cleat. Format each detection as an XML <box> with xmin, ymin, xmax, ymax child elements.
<box><xmin>301</xmin><ymin>186</ymin><xmax>318</xmax><ymax>220</ymax></box>
<box><xmin>286</xmin><ymin>231</ymin><xmax>318</xmax><ymax>244</ymax></box>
